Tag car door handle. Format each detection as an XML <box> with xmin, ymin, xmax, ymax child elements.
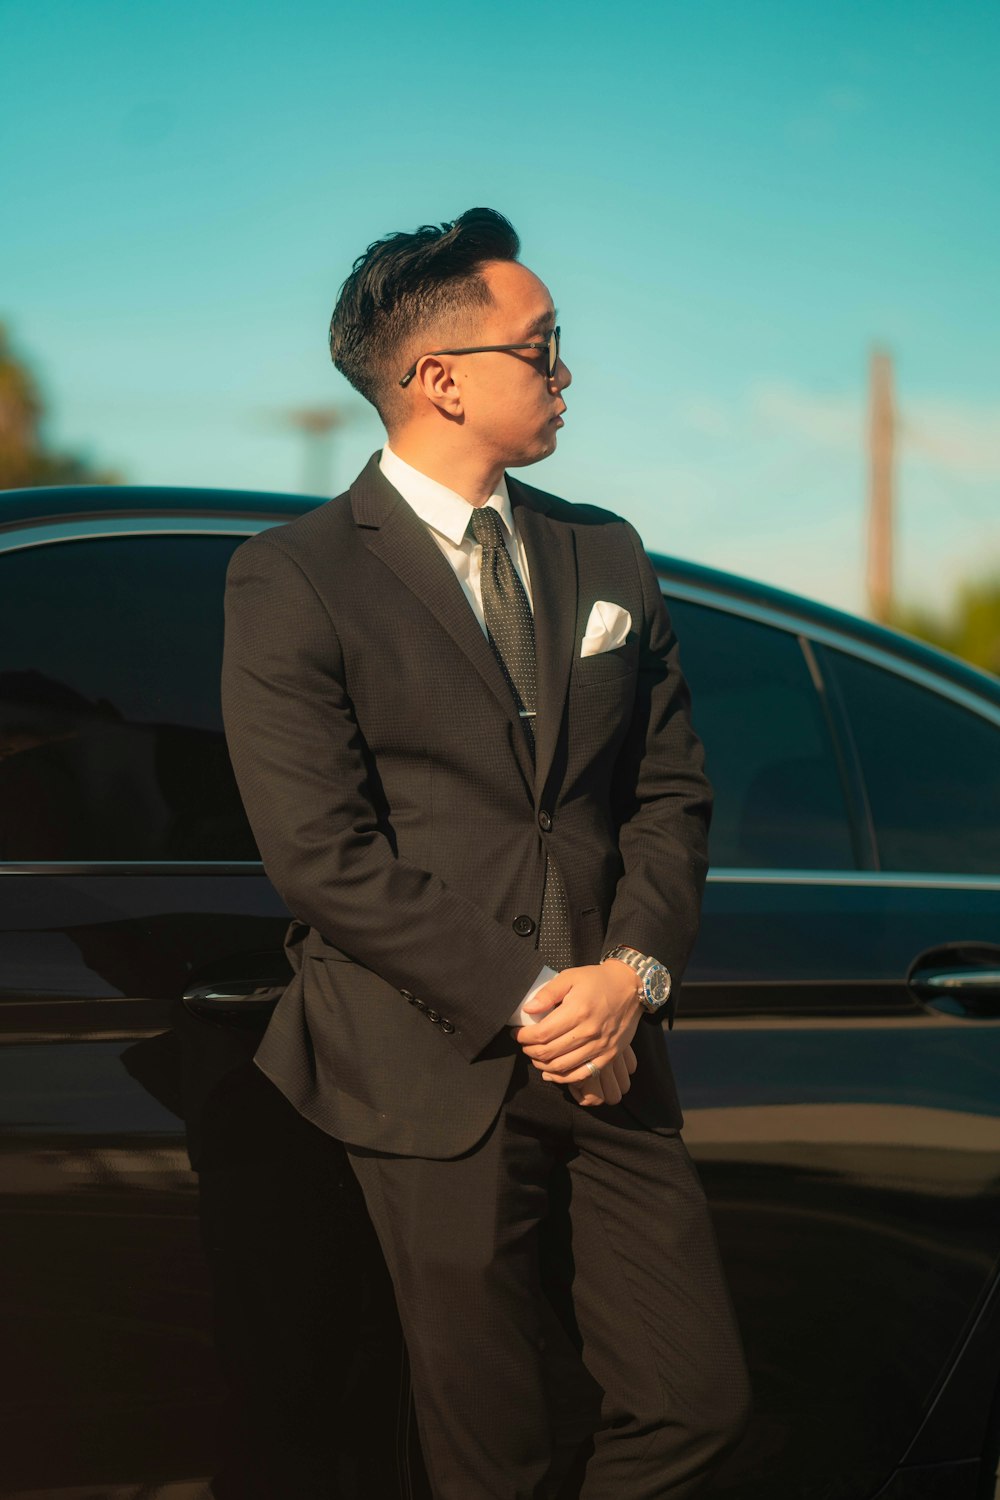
<box><xmin>182</xmin><ymin>978</ymin><xmax>284</xmax><ymax>1023</ymax></box>
<box><xmin>908</xmin><ymin>943</ymin><xmax>1000</xmax><ymax>1018</ymax></box>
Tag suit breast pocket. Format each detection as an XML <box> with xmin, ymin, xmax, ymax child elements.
<box><xmin>571</xmin><ymin>649</ymin><xmax>637</xmax><ymax>691</ymax></box>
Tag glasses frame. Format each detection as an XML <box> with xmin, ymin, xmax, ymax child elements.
<box><xmin>399</xmin><ymin>326</ymin><xmax>561</xmax><ymax>389</ymax></box>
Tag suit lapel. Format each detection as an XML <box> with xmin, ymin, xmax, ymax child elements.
<box><xmin>351</xmin><ymin>456</ymin><xmax>535</xmax><ymax>789</ymax></box>
<box><xmin>507</xmin><ymin>476</ymin><xmax>578</xmax><ymax>798</ymax></box>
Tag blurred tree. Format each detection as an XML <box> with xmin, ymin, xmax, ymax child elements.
<box><xmin>0</xmin><ymin>324</ymin><xmax>119</xmax><ymax>489</ymax></box>
<box><xmin>891</xmin><ymin>574</ymin><xmax>1000</xmax><ymax>678</ymax></box>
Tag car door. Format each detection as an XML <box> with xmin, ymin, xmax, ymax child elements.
<box><xmin>0</xmin><ymin>515</ymin><xmax>415</xmax><ymax>1500</ymax></box>
<box><xmin>663</xmin><ymin>587</ymin><xmax>1000</xmax><ymax>1500</ymax></box>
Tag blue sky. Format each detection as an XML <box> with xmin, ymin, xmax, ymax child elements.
<box><xmin>3</xmin><ymin>0</ymin><xmax>998</xmax><ymax>617</ymax></box>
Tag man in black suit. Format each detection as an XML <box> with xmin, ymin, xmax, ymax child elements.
<box><xmin>221</xmin><ymin>208</ymin><xmax>750</xmax><ymax>1498</ymax></box>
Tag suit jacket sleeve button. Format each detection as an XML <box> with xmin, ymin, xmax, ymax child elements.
<box><xmin>426</xmin><ymin>1009</ymin><xmax>441</xmax><ymax>1023</ymax></box>
<box><xmin>513</xmin><ymin>914</ymin><xmax>536</xmax><ymax>936</ymax></box>
<box><xmin>400</xmin><ymin>989</ymin><xmax>414</xmax><ymax>1000</ymax></box>
<box><xmin>440</xmin><ymin>1020</ymin><xmax>455</xmax><ymax>1034</ymax></box>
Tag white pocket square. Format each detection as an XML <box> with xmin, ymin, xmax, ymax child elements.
<box><xmin>580</xmin><ymin>600</ymin><xmax>632</xmax><ymax>657</ymax></box>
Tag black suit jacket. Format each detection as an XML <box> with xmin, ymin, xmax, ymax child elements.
<box><xmin>220</xmin><ymin>455</ymin><xmax>713</xmax><ymax>1158</ymax></box>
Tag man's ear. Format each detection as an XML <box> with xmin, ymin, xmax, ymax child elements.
<box><xmin>412</xmin><ymin>355</ymin><xmax>464</xmax><ymax>417</ymax></box>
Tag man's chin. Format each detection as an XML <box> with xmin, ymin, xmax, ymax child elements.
<box><xmin>508</xmin><ymin>435</ymin><xmax>560</xmax><ymax>469</ymax></box>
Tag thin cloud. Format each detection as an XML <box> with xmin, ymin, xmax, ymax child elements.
<box><xmin>676</xmin><ymin>397</ymin><xmax>735</xmax><ymax>439</ymax></box>
<box><xmin>743</xmin><ymin>382</ymin><xmax>1000</xmax><ymax>482</ymax></box>
<box><xmin>750</xmin><ymin>383</ymin><xmax>861</xmax><ymax>449</ymax></box>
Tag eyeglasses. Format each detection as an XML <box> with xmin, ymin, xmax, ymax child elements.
<box><xmin>399</xmin><ymin>326</ymin><xmax>561</xmax><ymax>389</ymax></box>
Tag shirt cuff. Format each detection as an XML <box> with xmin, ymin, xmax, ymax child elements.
<box><xmin>506</xmin><ymin>964</ymin><xmax>558</xmax><ymax>1027</ymax></box>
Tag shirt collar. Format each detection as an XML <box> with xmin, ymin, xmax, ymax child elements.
<box><xmin>379</xmin><ymin>442</ymin><xmax>514</xmax><ymax>547</ymax></box>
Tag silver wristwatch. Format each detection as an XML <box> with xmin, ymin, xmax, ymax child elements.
<box><xmin>600</xmin><ymin>944</ymin><xmax>672</xmax><ymax>1016</ymax></box>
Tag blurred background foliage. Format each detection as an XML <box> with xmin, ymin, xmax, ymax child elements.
<box><xmin>890</xmin><ymin>582</ymin><xmax>1000</xmax><ymax>678</ymax></box>
<box><xmin>0</xmin><ymin>325</ymin><xmax>119</xmax><ymax>490</ymax></box>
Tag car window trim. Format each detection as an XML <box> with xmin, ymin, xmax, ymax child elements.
<box><xmin>0</xmin><ymin>515</ymin><xmax>282</xmax><ymax>555</ymax></box>
<box><xmin>705</xmin><ymin>869</ymin><xmax>1000</xmax><ymax>889</ymax></box>
<box><xmin>0</xmin><ymin>860</ymin><xmax>267</xmax><ymax>874</ymax></box>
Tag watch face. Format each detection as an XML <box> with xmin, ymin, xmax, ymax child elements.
<box><xmin>644</xmin><ymin>965</ymin><xmax>671</xmax><ymax>1007</ymax></box>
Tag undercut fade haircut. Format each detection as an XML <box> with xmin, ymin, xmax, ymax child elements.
<box><xmin>328</xmin><ymin>207</ymin><xmax>520</xmax><ymax>422</ymax></box>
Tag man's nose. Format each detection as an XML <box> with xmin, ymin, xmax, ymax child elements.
<box><xmin>553</xmin><ymin>357</ymin><xmax>572</xmax><ymax>391</ymax></box>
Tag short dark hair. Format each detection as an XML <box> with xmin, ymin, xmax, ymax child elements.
<box><xmin>328</xmin><ymin>207</ymin><xmax>520</xmax><ymax>421</ymax></box>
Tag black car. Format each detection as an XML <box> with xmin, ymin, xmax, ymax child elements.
<box><xmin>1</xmin><ymin>484</ymin><xmax>998</xmax><ymax>1500</ymax></box>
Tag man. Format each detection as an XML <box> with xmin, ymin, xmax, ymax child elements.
<box><xmin>221</xmin><ymin>207</ymin><xmax>750</xmax><ymax>1499</ymax></box>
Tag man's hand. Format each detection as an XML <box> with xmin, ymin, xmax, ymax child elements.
<box><xmin>514</xmin><ymin>960</ymin><xmax>643</xmax><ymax>1085</ymax></box>
<box><xmin>568</xmin><ymin>1045</ymin><xmax>638</xmax><ymax>1108</ymax></box>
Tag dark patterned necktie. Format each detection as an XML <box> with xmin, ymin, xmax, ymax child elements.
<box><xmin>469</xmin><ymin>506</ymin><xmax>573</xmax><ymax>970</ymax></box>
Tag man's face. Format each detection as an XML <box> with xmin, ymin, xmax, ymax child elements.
<box><xmin>447</xmin><ymin>259</ymin><xmax>572</xmax><ymax>469</ymax></box>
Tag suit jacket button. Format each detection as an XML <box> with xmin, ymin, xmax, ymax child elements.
<box><xmin>538</xmin><ymin>810</ymin><xmax>552</xmax><ymax>832</ymax></box>
<box><xmin>427</xmin><ymin>1009</ymin><xmax>440</xmax><ymax>1022</ymax></box>
<box><xmin>440</xmin><ymin>1020</ymin><xmax>455</xmax><ymax>1034</ymax></box>
<box><xmin>400</xmin><ymin>989</ymin><xmax>414</xmax><ymax>1000</ymax></box>
<box><xmin>513</xmin><ymin>914</ymin><xmax>536</xmax><ymax>936</ymax></box>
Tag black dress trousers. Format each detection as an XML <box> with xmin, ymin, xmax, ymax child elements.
<box><xmin>346</xmin><ymin>1053</ymin><xmax>750</xmax><ymax>1500</ymax></box>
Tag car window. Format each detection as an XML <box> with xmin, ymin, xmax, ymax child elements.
<box><xmin>825</xmin><ymin>648</ymin><xmax>1000</xmax><ymax>874</ymax></box>
<box><xmin>667</xmin><ymin>598</ymin><xmax>856</xmax><ymax>869</ymax></box>
<box><xmin>0</xmin><ymin>533</ymin><xmax>259</xmax><ymax>861</ymax></box>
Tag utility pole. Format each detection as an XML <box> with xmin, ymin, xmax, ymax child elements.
<box><xmin>866</xmin><ymin>348</ymin><xmax>895</xmax><ymax>624</ymax></box>
<box><xmin>283</xmin><ymin>406</ymin><xmax>346</xmax><ymax>496</ymax></box>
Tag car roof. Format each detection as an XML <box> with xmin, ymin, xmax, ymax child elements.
<box><xmin>0</xmin><ymin>483</ymin><xmax>310</xmax><ymax>529</ymax></box>
<box><xmin>3</xmin><ymin>483</ymin><xmax>998</xmax><ymax>708</ymax></box>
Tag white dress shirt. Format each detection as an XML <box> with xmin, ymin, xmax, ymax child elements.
<box><xmin>379</xmin><ymin>443</ymin><xmax>557</xmax><ymax>1027</ymax></box>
